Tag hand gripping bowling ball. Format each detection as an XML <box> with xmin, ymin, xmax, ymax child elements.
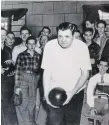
<box><xmin>2</xmin><ymin>62</ymin><xmax>15</xmax><ymax>76</ymax></box>
<box><xmin>48</xmin><ymin>87</ymin><xmax>67</xmax><ymax>107</ymax></box>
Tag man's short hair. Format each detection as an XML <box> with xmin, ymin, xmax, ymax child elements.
<box><xmin>26</xmin><ymin>36</ymin><xmax>37</xmax><ymax>44</ymax></box>
<box><xmin>1</xmin><ymin>27</ymin><xmax>7</xmax><ymax>34</ymax></box>
<box><xmin>85</xmin><ymin>17</ymin><xmax>95</xmax><ymax>24</ymax></box>
<box><xmin>7</xmin><ymin>31</ymin><xmax>15</xmax><ymax>38</ymax></box>
<box><xmin>42</xmin><ymin>26</ymin><xmax>51</xmax><ymax>34</ymax></box>
<box><xmin>56</xmin><ymin>22</ymin><xmax>77</xmax><ymax>35</ymax></box>
<box><xmin>20</xmin><ymin>26</ymin><xmax>31</xmax><ymax>35</ymax></box>
<box><xmin>97</xmin><ymin>58</ymin><xmax>109</xmax><ymax>66</ymax></box>
<box><xmin>96</xmin><ymin>20</ymin><xmax>107</xmax><ymax>28</ymax></box>
<box><xmin>83</xmin><ymin>28</ymin><xmax>93</xmax><ymax>34</ymax></box>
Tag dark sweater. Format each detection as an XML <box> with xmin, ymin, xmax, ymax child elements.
<box><xmin>101</xmin><ymin>39</ymin><xmax>109</xmax><ymax>60</ymax></box>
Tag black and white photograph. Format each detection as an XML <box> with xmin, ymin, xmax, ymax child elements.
<box><xmin>1</xmin><ymin>1</ymin><xmax>109</xmax><ymax>125</ymax></box>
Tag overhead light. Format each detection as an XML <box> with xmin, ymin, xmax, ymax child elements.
<box><xmin>98</xmin><ymin>10</ymin><xmax>109</xmax><ymax>20</ymax></box>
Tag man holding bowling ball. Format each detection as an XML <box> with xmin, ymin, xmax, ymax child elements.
<box><xmin>41</xmin><ymin>22</ymin><xmax>91</xmax><ymax>125</ymax></box>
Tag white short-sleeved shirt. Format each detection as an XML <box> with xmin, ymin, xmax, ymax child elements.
<box><xmin>12</xmin><ymin>43</ymin><xmax>27</xmax><ymax>63</ymax></box>
<box><xmin>87</xmin><ymin>73</ymin><xmax>109</xmax><ymax>107</ymax></box>
<box><xmin>41</xmin><ymin>39</ymin><xmax>91</xmax><ymax>93</ymax></box>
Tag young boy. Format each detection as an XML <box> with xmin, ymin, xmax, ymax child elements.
<box><xmin>15</xmin><ymin>36</ymin><xmax>40</xmax><ymax>125</ymax></box>
<box><xmin>83</xmin><ymin>28</ymin><xmax>100</xmax><ymax>76</ymax></box>
<box><xmin>87</xmin><ymin>58</ymin><xmax>109</xmax><ymax>125</ymax></box>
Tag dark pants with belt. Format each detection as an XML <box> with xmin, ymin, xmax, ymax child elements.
<box><xmin>46</xmin><ymin>90</ymin><xmax>84</xmax><ymax>125</ymax></box>
<box><xmin>16</xmin><ymin>72</ymin><xmax>39</xmax><ymax>125</ymax></box>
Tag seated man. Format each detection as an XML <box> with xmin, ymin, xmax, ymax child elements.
<box><xmin>87</xmin><ymin>58</ymin><xmax>109</xmax><ymax>125</ymax></box>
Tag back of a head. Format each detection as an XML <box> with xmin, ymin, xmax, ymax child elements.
<box><xmin>56</xmin><ymin>22</ymin><xmax>77</xmax><ymax>35</ymax></box>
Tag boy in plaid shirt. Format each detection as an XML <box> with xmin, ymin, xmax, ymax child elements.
<box><xmin>15</xmin><ymin>36</ymin><xmax>40</xmax><ymax>125</ymax></box>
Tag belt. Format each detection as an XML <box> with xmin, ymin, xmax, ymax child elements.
<box><xmin>94</xmin><ymin>96</ymin><xmax>108</xmax><ymax>99</ymax></box>
<box><xmin>23</xmin><ymin>70</ymin><xmax>37</xmax><ymax>74</ymax></box>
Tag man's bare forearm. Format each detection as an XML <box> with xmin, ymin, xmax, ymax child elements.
<box><xmin>72</xmin><ymin>70</ymin><xmax>89</xmax><ymax>96</ymax></box>
<box><xmin>43</xmin><ymin>70</ymin><xmax>51</xmax><ymax>97</ymax></box>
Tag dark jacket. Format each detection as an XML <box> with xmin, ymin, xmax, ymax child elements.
<box><xmin>2</xmin><ymin>44</ymin><xmax>13</xmax><ymax>63</ymax></box>
<box><xmin>101</xmin><ymin>39</ymin><xmax>109</xmax><ymax>60</ymax></box>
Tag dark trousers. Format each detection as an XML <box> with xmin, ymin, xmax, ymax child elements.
<box><xmin>46</xmin><ymin>90</ymin><xmax>84</xmax><ymax>125</ymax></box>
<box><xmin>1</xmin><ymin>75</ymin><xmax>15</xmax><ymax>125</ymax></box>
<box><xmin>1</xmin><ymin>75</ymin><xmax>14</xmax><ymax>101</ymax></box>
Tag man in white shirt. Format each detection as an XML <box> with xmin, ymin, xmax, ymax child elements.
<box><xmin>87</xmin><ymin>58</ymin><xmax>109</xmax><ymax>125</ymax></box>
<box><xmin>12</xmin><ymin>26</ymin><xmax>31</xmax><ymax>63</ymax></box>
<box><xmin>41</xmin><ymin>22</ymin><xmax>91</xmax><ymax>125</ymax></box>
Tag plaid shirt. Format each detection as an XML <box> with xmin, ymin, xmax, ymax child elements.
<box><xmin>15</xmin><ymin>50</ymin><xmax>40</xmax><ymax>88</ymax></box>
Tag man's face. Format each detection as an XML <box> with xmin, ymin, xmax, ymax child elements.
<box><xmin>74</xmin><ymin>32</ymin><xmax>81</xmax><ymax>40</ymax></box>
<box><xmin>20</xmin><ymin>30</ymin><xmax>30</xmax><ymax>42</ymax></box>
<box><xmin>26</xmin><ymin>39</ymin><xmax>36</xmax><ymax>51</ymax></box>
<box><xmin>6</xmin><ymin>33</ymin><xmax>15</xmax><ymax>47</ymax></box>
<box><xmin>1</xmin><ymin>29</ymin><xmax>7</xmax><ymax>44</ymax></box>
<box><xmin>97</xmin><ymin>23</ymin><xmax>105</xmax><ymax>36</ymax></box>
<box><xmin>58</xmin><ymin>29</ymin><xmax>73</xmax><ymax>49</ymax></box>
<box><xmin>85</xmin><ymin>21</ymin><xmax>94</xmax><ymax>28</ymax></box>
<box><xmin>83</xmin><ymin>31</ymin><xmax>93</xmax><ymax>43</ymax></box>
<box><xmin>40</xmin><ymin>35</ymin><xmax>48</xmax><ymax>48</ymax></box>
<box><xmin>41</xmin><ymin>28</ymin><xmax>50</xmax><ymax>36</ymax></box>
<box><xmin>97</xmin><ymin>61</ymin><xmax>108</xmax><ymax>75</ymax></box>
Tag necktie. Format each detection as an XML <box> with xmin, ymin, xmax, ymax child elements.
<box><xmin>101</xmin><ymin>75</ymin><xmax>104</xmax><ymax>83</ymax></box>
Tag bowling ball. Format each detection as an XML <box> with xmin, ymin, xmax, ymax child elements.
<box><xmin>2</xmin><ymin>62</ymin><xmax>15</xmax><ymax>76</ymax></box>
<box><xmin>48</xmin><ymin>87</ymin><xmax>67</xmax><ymax>107</ymax></box>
